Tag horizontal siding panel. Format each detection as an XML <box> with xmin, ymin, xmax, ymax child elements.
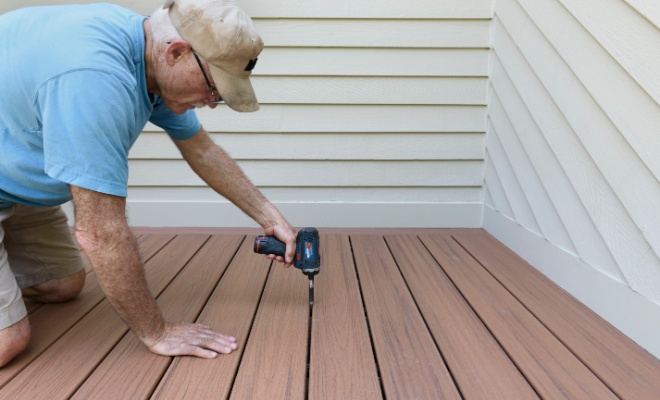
<box><xmin>146</xmin><ymin>105</ymin><xmax>486</xmax><ymax>133</ymax></box>
<box><xmin>0</xmin><ymin>0</ymin><xmax>492</xmax><ymax>19</ymax></box>
<box><xmin>254</xmin><ymin>19</ymin><xmax>491</xmax><ymax>48</ymax></box>
<box><xmin>130</xmin><ymin>133</ymin><xmax>485</xmax><ymax>160</ymax></box>
<box><xmin>126</xmin><ymin>187</ymin><xmax>483</xmax><ymax>203</ymax></box>
<box><xmin>251</xmin><ymin>76</ymin><xmax>487</xmax><ymax>105</ymax></box>
<box><xmin>257</xmin><ymin>48</ymin><xmax>490</xmax><ymax>76</ymax></box>
<box><xmin>242</xmin><ymin>0</ymin><xmax>492</xmax><ymax>19</ymax></box>
<box><xmin>121</xmin><ymin>202</ymin><xmax>483</xmax><ymax>228</ymax></box>
<box><xmin>496</xmin><ymin>0</ymin><xmax>660</xmax><ymax>300</ymax></box>
<box><xmin>1</xmin><ymin>0</ymin><xmax>492</xmax><ymax>19</ymax></box>
<box><xmin>1</xmin><ymin>1</ymin><xmax>491</xmax><ymax>20</ymax></box>
<box><xmin>128</xmin><ymin>160</ymin><xmax>483</xmax><ymax>187</ymax></box>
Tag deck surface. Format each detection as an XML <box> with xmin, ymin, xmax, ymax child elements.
<box><xmin>1</xmin><ymin>228</ymin><xmax>659</xmax><ymax>399</ymax></box>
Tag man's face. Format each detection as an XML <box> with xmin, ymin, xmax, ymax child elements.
<box><xmin>158</xmin><ymin>43</ymin><xmax>222</xmax><ymax>114</ymax></box>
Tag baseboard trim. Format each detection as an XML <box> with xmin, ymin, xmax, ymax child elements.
<box><xmin>483</xmin><ymin>206</ymin><xmax>660</xmax><ymax>359</ymax></box>
<box><xmin>62</xmin><ymin>201</ymin><xmax>482</xmax><ymax>228</ymax></box>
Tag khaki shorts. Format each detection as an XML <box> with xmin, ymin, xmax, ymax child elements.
<box><xmin>0</xmin><ymin>204</ymin><xmax>83</xmax><ymax>330</ymax></box>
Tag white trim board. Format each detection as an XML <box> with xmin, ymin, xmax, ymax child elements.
<box><xmin>62</xmin><ymin>201</ymin><xmax>482</xmax><ymax>229</ymax></box>
<box><xmin>483</xmin><ymin>205</ymin><xmax>660</xmax><ymax>359</ymax></box>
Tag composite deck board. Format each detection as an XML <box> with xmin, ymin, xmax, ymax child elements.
<box><xmin>0</xmin><ymin>234</ymin><xmax>207</xmax><ymax>399</ymax></box>
<box><xmin>152</xmin><ymin>238</ymin><xmax>272</xmax><ymax>399</ymax></box>
<box><xmin>419</xmin><ymin>234</ymin><xmax>618</xmax><ymax>399</ymax></box>
<box><xmin>453</xmin><ymin>230</ymin><xmax>660</xmax><ymax>400</ymax></box>
<box><xmin>1</xmin><ymin>229</ymin><xmax>658</xmax><ymax>400</ymax></box>
<box><xmin>308</xmin><ymin>235</ymin><xmax>381</xmax><ymax>400</ymax></box>
<box><xmin>0</xmin><ymin>233</ymin><xmax>175</xmax><ymax>390</ymax></box>
<box><xmin>351</xmin><ymin>235</ymin><xmax>461</xmax><ymax>399</ymax></box>
<box><xmin>228</xmin><ymin>247</ymin><xmax>310</xmax><ymax>399</ymax></box>
<box><xmin>384</xmin><ymin>235</ymin><xmax>539</xmax><ymax>399</ymax></box>
<box><xmin>72</xmin><ymin>235</ymin><xmax>244</xmax><ymax>399</ymax></box>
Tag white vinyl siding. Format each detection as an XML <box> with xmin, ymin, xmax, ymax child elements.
<box><xmin>122</xmin><ymin>0</ymin><xmax>491</xmax><ymax>228</ymax></box>
<box><xmin>1</xmin><ymin>0</ymin><xmax>491</xmax><ymax>228</ymax></box>
<box><xmin>485</xmin><ymin>0</ymin><xmax>660</xmax><ymax>356</ymax></box>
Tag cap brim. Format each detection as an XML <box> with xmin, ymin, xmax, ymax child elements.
<box><xmin>209</xmin><ymin>64</ymin><xmax>260</xmax><ymax>112</ymax></box>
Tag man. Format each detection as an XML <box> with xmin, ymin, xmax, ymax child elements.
<box><xmin>0</xmin><ymin>0</ymin><xmax>296</xmax><ymax>367</ymax></box>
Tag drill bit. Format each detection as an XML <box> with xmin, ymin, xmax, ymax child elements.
<box><xmin>309</xmin><ymin>275</ymin><xmax>314</xmax><ymax>308</ymax></box>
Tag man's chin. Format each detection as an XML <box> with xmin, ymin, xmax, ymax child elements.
<box><xmin>160</xmin><ymin>100</ymin><xmax>186</xmax><ymax>114</ymax></box>
<box><xmin>165</xmin><ymin>105</ymin><xmax>188</xmax><ymax>115</ymax></box>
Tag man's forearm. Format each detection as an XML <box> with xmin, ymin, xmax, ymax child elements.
<box><xmin>175</xmin><ymin>129</ymin><xmax>285</xmax><ymax>228</ymax></box>
<box><xmin>71</xmin><ymin>186</ymin><xmax>165</xmax><ymax>345</ymax></box>
<box><xmin>82</xmin><ymin>227</ymin><xmax>164</xmax><ymax>343</ymax></box>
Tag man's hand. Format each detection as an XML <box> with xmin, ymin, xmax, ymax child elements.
<box><xmin>71</xmin><ymin>185</ymin><xmax>236</xmax><ymax>360</ymax></box>
<box><xmin>146</xmin><ymin>322</ymin><xmax>238</xmax><ymax>358</ymax></box>
<box><xmin>264</xmin><ymin>224</ymin><xmax>296</xmax><ymax>268</ymax></box>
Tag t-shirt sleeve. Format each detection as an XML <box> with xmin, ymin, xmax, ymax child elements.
<box><xmin>38</xmin><ymin>70</ymin><xmax>137</xmax><ymax>197</ymax></box>
<box><xmin>149</xmin><ymin>97</ymin><xmax>201</xmax><ymax>140</ymax></box>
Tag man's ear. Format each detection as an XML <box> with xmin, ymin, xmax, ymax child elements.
<box><xmin>164</xmin><ymin>40</ymin><xmax>192</xmax><ymax>65</ymax></box>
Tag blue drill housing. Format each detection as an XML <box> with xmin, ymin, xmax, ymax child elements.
<box><xmin>254</xmin><ymin>227</ymin><xmax>320</xmax><ymax>275</ymax></box>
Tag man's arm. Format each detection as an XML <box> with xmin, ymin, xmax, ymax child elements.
<box><xmin>173</xmin><ymin>128</ymin><xmax>296</xmax><ymax>265</ymax></box>
<box><xmin>70</xmin><ymin>185</ymin><xmax>237</xmax><ymax>357</ymax></box>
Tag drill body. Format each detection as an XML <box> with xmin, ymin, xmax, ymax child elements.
<box><xmin>254</xmin><ymin>227</ymin><xmax>320</xmax><ymax>306</ymax></box>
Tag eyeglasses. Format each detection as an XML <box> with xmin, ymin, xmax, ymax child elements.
<box><xmin>192</xmin><ymin>51</ymin><xmax>223</xmax><ymax>104</ymax></box>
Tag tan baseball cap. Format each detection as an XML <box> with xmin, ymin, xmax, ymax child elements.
<box><xmin>164</xmin><ymin>0</ymin><xmax>264</xmax><ymax>112</ymax></box>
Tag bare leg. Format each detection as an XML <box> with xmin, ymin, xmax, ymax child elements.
<box><xmin>0</xmin><ymin>316</ymin><xmax>30</xmax><ymax>367</ymax></box>
<box><xmin>21</xmin><ymin>269</ymin><xmax>86</xmax><ymax>303</ymax></box>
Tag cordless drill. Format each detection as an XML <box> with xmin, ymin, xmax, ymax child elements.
<box><xmin>254</xmin><ymin>227</ymin><xmax>320</xmax><ymax>307</ymax></box>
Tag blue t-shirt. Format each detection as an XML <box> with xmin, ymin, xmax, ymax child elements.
<box><xmin>0</xmin><ymin>4</ymin><xmax>201</xmax><ymax>208</ymax></box>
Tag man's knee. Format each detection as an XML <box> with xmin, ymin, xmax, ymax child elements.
<box><xmin>22</xmin><ymin>270</ymin><xmax>86</xmax><ymax>303</ymax></box>
<box><xmin>0</xmin><ymin>317</ymin><xmax>30</xmax><ymax>368</ymax></box>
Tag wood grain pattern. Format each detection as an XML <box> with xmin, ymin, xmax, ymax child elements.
<box><xmin>228</xmin><ymin>251</ymin><xmax>310</xmax><ymax>399</ymax></box>
<box><xmin>419</xmin><ymin>234</ymin><xmax>618</xmax><ymax>399</ymax></box>
<box><xmin>152</xmin><ymin>238</ymin><xmax>273</xmax><ymax>399</ymax></box>
<box><xmin>0</xmin><ymin>234</ymin><xmax>174</xmax><ymax>389</ymax></box>
<box><xmin>454</xmin><ymin>230</ymin><xmax>660</xmax><ymax>400</ymax></box>
<box><xmin>308</xmin><ymin>235</ymin><xmax>381</xmax><ymax>400</ymax></box>
<box><xmin>2</xmin><ymin>230</ymin><xmax>656</xmax><ymax>399</ymax></box>
<box><xmin>351</xmin><ymin>235</ymin><xmax>461</xmax><ymax>399</ymax></box>
<box><xmin>385</xmin><ymin>235</ymin><xmax>539</xmax><ymax>399</ymax></box>
<box><xmin>0</xmin><ymin>235</ymin><xmax>207</xmax><ymax>399</ymax></box>
<box><xmin>72</xmin><ymin>235</ymin><xmax>243</xmax><ymax>400</ymax></box>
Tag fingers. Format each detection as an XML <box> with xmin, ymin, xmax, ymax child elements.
<box><xmin>148</xmin><ymin>323</ymin><xmax>238</xmax><ymax>359</ymax></box>
<box><xmin>284</xmin><ymin>239</ymin><xmax>295</xmax><ymax>266</ymax></box>
<box><xmin>266</xmin><ymin>254</ymin><xmax>293</xmax><ymax>268</ymax></box>
<box><xmin>264</xmin><ymin>224</ymin><xmax>296</xmax><ymax>267</ymax></box>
